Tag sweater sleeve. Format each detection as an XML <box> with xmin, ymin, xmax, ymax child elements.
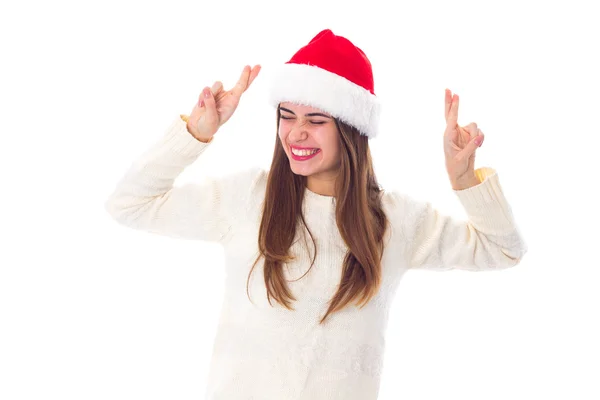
<box><xmin>103</xmin><ymin>115</ymin><xmax>261</xmax><ymax>244</ymax></box>
<box><xmin>391</xmin><ymin>167</ymin><xmax>528</xmax><ymax>271</ymax></box>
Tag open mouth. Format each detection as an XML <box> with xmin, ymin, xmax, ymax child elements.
<box><xmin>290</xmin><ymin>148</ymin><xmax>321</xmax><ymax>160</ymax></box>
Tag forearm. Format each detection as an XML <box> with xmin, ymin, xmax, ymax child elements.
<box><xmin>104</xmin><ymin>116</ymin><xmax>213</xmax><ymax>233</ymax></box>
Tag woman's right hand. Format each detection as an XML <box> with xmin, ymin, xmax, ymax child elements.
<box><xmin>186</xmin><ymin>64</ymin><xmax>261</xmax><ymax>142</ymax></box>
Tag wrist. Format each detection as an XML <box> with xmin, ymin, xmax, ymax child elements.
<box><xmin>180</xmin><ymin>114</ymin><xmax>213</xmax><ymax>143</ymax></box>
<box><xmin>194</xmin><ymin>135</ymin><xmax>213</xmax><ymax>143</ymax></box>
<box><xmin>451</xmin><ymin>175</ymin><xmax>481</xmax><ymax>191</ymax></box>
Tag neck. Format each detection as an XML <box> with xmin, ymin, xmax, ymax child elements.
<box><xmin>306</xmin><ymin>174</ymin><xmax>338</xmax><ymax>197</ymax></box>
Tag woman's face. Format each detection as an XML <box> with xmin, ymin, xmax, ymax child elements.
<box><xmin>278</xmin><ymin>101</ymin><xmax>341</xmax><ymax>194</ymax></box>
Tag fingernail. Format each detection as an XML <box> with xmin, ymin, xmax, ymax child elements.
<box><xmin>204</xmin><ymin>88</ymin><xmax>210</xmax><ymax>98</ymax></box>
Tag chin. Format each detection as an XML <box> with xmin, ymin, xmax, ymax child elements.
<box><xmin>289</xmin><ymin>166</ymin><xmax>311</xmax><ymax>176</ymax></box>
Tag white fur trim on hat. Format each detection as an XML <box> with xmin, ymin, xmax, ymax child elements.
<box><xmin>268</xmin><ymin>63</ymin><xmax>381</xmax><ymax>139</ymax></box>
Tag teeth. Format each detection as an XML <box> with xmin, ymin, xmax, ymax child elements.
<box><xmin>292</xmin><ymin>148</ymin><xmax>319</xmax><ymax>156</ymax></box>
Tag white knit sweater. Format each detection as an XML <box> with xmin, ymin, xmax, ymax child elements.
<box><xmin>104</xmin><ymin>116</ymin><xmax>528</xmax><ymax>400</ymax></box>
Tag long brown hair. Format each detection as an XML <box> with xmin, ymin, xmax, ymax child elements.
<box><xmin>246</xmin><ymin>104</ymin><xmax>389</xmax><ymax>325</ymax></box>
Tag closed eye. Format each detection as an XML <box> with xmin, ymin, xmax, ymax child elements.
<box><xmin>280</xmin><ymin>116</ymin><xmax>326</xmax><ymax>124</ymax></box>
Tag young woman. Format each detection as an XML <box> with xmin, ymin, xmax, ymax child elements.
<box><xmin>105</xmin><ymin>29</ymin><xmax>527</xmax><ymax>400</ymax></box>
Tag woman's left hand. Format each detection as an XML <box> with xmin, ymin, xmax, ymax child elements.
<box><xmin>443</xmin><ymin>89</ymin><xmax>484</xmax><ymax>190</ymax></box>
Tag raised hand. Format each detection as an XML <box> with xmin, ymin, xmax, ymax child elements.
<box><xmin>186</xmin><ymin>65</ymin><xmax>261</xmax><ymax>142</ymax></box>
<box><xmin>443</xmin><ymin>89</ymin><xmax>485</xmax><ymax>190</ymax></box>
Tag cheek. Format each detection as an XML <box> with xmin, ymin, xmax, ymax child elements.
<box><xmin>278</xmin><ymin>120</ymin><xmax>293</xmax><ymax>136</ymax></box>
<box><xmin>328</xmin><ymin>145</ymin><xmax>341</xmax><ymax>162</ymax></box>
<box><xmin>321</xmin><ymin>134</ymin><xmax>341</xmax><ymax>159</ymax></box>
<box><xmin>277</xmin><ymin>127</ymin><xmax>287</xmax><ymax>144</ymax></box>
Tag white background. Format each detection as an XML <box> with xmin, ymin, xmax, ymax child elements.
<box><xmin>1</xmin><ymin>0</ymin><xmax>599</xmax><ymax>399</ymax></box>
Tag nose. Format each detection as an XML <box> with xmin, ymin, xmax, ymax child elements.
<box><xmin>288</xmin><ymin>121</ymin><xmax>308</xmax><ymax>142</ymax></box>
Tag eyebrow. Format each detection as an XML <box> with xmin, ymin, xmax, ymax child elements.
<box><xmin>279</xmin><ymin>107</ymin><xmax>332</xmax><ymax>118</ymax></box>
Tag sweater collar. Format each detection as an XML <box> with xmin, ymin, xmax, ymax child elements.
<box><xmin>304</xmin><ymin>186</ymin><xmax>336</xmax><ymax>209</ymax></box>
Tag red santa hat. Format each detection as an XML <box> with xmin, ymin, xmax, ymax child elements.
<box><xmin>268</xmin><ymin>29</ymin><xmax>381</xmax><ymax>139</ymax></box>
